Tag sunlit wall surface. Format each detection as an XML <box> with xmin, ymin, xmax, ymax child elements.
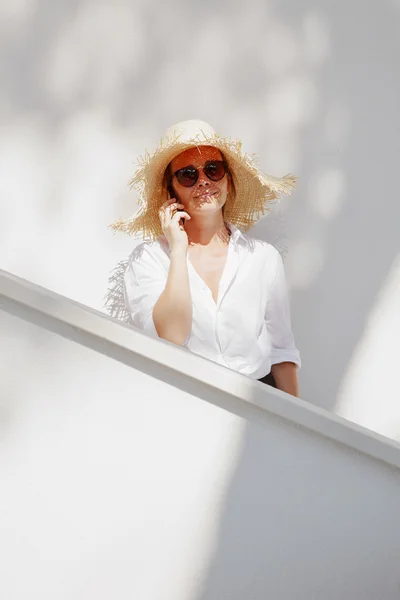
<box><xmin>1</xmin><ymin>309</ymin><xmax>400</xmax><ymax>599</ymax></box>
<box><xmin>1</xmin><ymin>0</ymin><xmax>400</xmax><ymax>437</ymax></box>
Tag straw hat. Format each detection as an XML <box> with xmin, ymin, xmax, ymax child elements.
<box><xmin>110</xmin><ymin>119</ymin><xmax>296</xmax><ymax>239</ymax></box>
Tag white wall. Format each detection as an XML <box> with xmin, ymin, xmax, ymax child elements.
<box><xmin>1</xmin><ymin>0</ymin><xmax>400</xmax><ymax>438</ymax></box>
<box><xmin>1</xmin><ymin>308</ymin><xmax>400</xmax><ymax>600</ymax></box>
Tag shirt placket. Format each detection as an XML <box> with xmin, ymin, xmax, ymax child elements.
<box><xmin>186</xmin><ymin>243</ymin><xmax>239</xmax><ymax>360</ymax></box>
<box><xmin>214</xmin><ymin>244</ymin><xmax>239</xmax><ymax>358</ymax></box>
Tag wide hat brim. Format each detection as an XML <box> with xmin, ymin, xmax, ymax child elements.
<box><xmin>110</xmin><ymin>121</ymin><xmax>297</xmax><ymax>239</ymax></box>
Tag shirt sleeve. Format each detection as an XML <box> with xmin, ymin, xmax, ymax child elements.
<box><xmin>123</xmin><ymin>243</ymin><xmax>168</xmax><ymax>339</ymax></box>
<box><xmin>265</xmin><ymin>249</ymin><xmax>301</xmax><ymax>368</ymax></box>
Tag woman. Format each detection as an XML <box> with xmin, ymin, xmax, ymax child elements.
<box><xmin>111</xmin><ymin>120</ymin><xmax>301</xmax><ymax>396</ymax></box>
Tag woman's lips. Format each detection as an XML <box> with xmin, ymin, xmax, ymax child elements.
<box><xmin>195</xmin><ymin>190</ymin><xmax>218</xmax><ymax>199</ymax></box>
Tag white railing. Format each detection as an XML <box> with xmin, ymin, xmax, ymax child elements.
<box><xmin>1</xmin><ymin>267</ymin><xmax>399</xmax><ymax>468</ymax></box>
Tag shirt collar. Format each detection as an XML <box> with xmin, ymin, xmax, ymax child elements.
<box><xmin>226</xmin><ymin>222</ymin><xmax>246</xmax><ymax>246</ymax></box>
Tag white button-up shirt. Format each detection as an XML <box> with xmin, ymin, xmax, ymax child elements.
<box><xmin>124</xmin><ymin>224</ymin><xmax>301</xmax><ymax>379</ymax></box>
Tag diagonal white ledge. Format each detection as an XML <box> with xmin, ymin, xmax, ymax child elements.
<box><xmin>1</xmin><ymin>267</ymin><xmax>400</xmax><ymax>470</ymax></box>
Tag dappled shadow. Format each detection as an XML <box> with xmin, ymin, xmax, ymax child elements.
<box><xmin>248</xmin><ymin>0</ymin><xmax>400</xmax><ymax>415</ymax></box>
<box><xmin>2</xmin><ymin>2</ymin><xmax>400</xmax><ymax>599</ymax></box>
<box><xmin>192</xmin><ymin>0</ymin><xmax>400</xmax><ymax>597</ymax></box>
<box><xmin>3</xmin><ymin>0</ymin><xmax>399</xmax><ymax>419</ymax></box>
<box><xmin>104</xmin><ymin>259</ymin><xmax>130</xmax><ymax>323</ymax></box>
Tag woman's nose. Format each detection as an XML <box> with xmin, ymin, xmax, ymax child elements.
<box><xmin>197</xmin><ymin>169</ymin><xmax>210</xmax><ymax>186</ymax></box>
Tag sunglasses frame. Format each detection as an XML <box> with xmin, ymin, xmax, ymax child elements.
<box><xmin>172</xmin><ymin>160</ymin><xmax>229</xmax><ymax>188</ymax></box>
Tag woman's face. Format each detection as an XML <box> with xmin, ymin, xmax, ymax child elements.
<box><xmin>168</xmin><ymin>146</ymin><xmax>230</xmax><ymax>216</ymax></box>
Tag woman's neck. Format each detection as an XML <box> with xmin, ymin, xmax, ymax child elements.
<box><xmin>185</xmin><ymin>213</ymin><xmax>230</xmax><ymax>246</ymax></box>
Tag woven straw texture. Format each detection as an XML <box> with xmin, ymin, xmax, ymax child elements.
<box><xmin>110</xmin><ymin>120</ymin><xmax>296</xmax><ymax>240</ymax></box>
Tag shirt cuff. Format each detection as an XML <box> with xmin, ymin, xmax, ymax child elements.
<box><xmin>270</xmin><ymin>349</ymin><xmax>301</xmax><ymax>369</ymax></box>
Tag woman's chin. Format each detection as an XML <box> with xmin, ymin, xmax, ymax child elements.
<box><xmin>190</xmin><ymin>196</ymin><xmax>225</xmax><ymax>213</ymax></box>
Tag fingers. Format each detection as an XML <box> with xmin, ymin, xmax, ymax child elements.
<box><xmin>159</xmin><ymin>199</ymin><xmax>191</xmax><ymax>243</ymax></box>
<box><xmin>168</xmin><ymin>202</ymin><xmax>185</xmax><ymax>212</ymax></box>
<box><xmin>171</xmin><ymin>211</ymin><xmax>191</xmax><ymax>223</ymax></box>
<box><xmin>160</xmin><ymin>198</ymin><xmax>181</xmax><ymax>211</ymax></box>
<box><xmin>159</xmin><ymin>200</ymin><xmax>187</xmax><ymax>228</ymax></box>
<box><xmin>159</xmin><ymin>201</ymin><xmax>184</xmax><ymax>217</ymax></box>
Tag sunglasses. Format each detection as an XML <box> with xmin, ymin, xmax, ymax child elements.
<box><xmin>172</xmin><ymin>160</ymin><xmax>228</xmax><ymax>187</ymax></box>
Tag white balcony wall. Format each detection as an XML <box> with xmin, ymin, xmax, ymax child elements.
<box><xmin>1</xmin><ymin>303</ymin><xmax>400</xmax><ymax>600</ymax></box>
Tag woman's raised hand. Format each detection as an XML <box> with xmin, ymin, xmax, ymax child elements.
<box><xmin>159</xmin><ymin>198</ymin><xmax>191</xmax><ymax>253</ymax></box>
